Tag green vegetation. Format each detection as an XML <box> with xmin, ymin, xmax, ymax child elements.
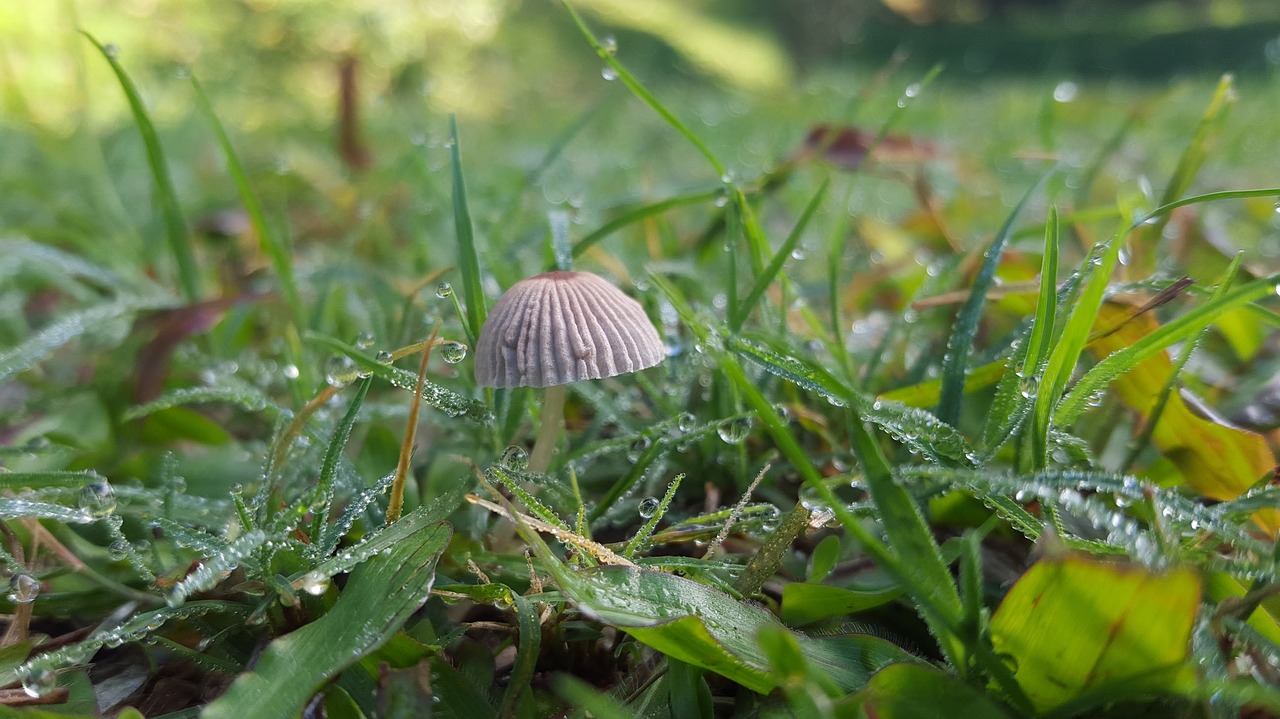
<box><xmin>1</xmin><ymin>1</ymin><xmax>1280</xmax><ymax>717</ymax></box>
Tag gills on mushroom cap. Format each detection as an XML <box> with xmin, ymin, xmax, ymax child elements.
<box><xmin>474</xmin><ymin>271</ymin><xmax>664</xmax><ymax>388</ymax></box>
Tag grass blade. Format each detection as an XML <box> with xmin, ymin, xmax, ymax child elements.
<box><xmin>1029</xmin><ymin>211</ymin><xmax>1130</xmax><ymax>468</ymax></box>
<box><xmin>449</xmin><ymin>115</ymin><xmax>486</xmax><ymax>345</ymax></box>
<box><xmin>1057</xmin><ymin>269</ymin><xmax>1280</xmax><ymax>427</ymax></box>
<box><xmin>203</xmin><ymin>522</ymin><xmax>451</xmax><ymax>719</ymax></box>
<box><xmin>561</xmin><ymin>2</ymin><xmax>726</xmax><ymax>178</ymax></box>
<box><xmin>309</xmin><ymin>376</ymin><xmax>372</xmax><ymax>556</ymax></box>
<box><xmin>1128</xmin><ymin>75</ymin><xmax>1234</xmax><ymax>276</ymax></box>
<box><xmin>729</xmin><ymin>178</ymin><xmax>829</xmax><ymax>332</ymax></box>
<box><xmin>189</xmin><ymin>75</ymin><xmax>302</xmax><ymax>328</ymax></box>
<box><xmin>572</xmin><ymin>188</ymin><xmax>721</xmax><ymax>257</ymax></box>
<box><xmin>937</xmin><ymin>166</ymin><xmax>1055</xmax><ymax>425</ymax></box>
<box><xmin>82</xmin><ymin>33</ymin><xmax>201</xmax><ymax>302</ymax></box>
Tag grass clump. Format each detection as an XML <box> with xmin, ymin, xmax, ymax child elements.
<box><xmin>1</xmin><ymin>4</ymin><xmax>1279</xmax><ymax>717</ymax></box>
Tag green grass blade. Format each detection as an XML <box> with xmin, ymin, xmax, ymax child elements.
<box><xmin>980</xmin><ymin>206</ymin><xmax>1061</xmax><ymax>454</ymax></box>
<box><xmin>622</xmin><ymin>473</ymin><xmax>684</xmax><ymax>558</ymax></box>
<box><xmin>561</xmin><ymin>2</ymin><xmax>726</xmax><ymax>178</ymax></box>
<box><xmin>1129</xmin><ymin>75</ymin><xmax>1234</xmax><ymax>274</ymax></box>
<box><xmin>189</xmin><ymin>75</ymin><xmax>302</xmax><ymax>327</ymax></box>
<box><xmin>309</xmin><ymin>376</ymin><xmax>372</xmax><ymax>558</ymax></box>
<box><xmin>82</xmin><ymin>32</ymin><xmax>201</xmax><ymax>302</ymax></box>
<box><xmin>498</xmin><ymin>593</ymin><xmax>542</xmax><ymax>717</ymax></box>
<box><xmin>0</xmin><ymin>300</ymin><xmax>158</xmax><ymax>384</ymax></box>
<box><xmin>572</xmin><ymin>188</ymin><xmax>720</xmax><ymax>257</ymax></box>
<box><xmin>307</xmin><ymin>333</ymin><xmax>493</xmax><ymax>423</ymax></box>
<box><xmin>937</xmin><ymin>166</ymin><xmax>1055</xmax><ymax>425</ymax></box>
<box><xmin>1137</xmin><ymin>187</ymin><xmax>1280</xmax><ymax>224</ymax></box>
<box><xmin>730</xmin><ymin>178</ymin><xmax>829</xmax><ymax>332</ymax></box>
<box><xmin>202</xmin><ymin>522</ymin><xmax>451</xmax><ymax>719</ymax></box>
<box><xmin>1029</xmin><ymin>212</ymin><xmax>1130</xmax><ymax>468</ymax></box>
<box><xmin>1025</xmin><ymin>206</ymin><xmax>1061</xmax><ymax>371</ymax></box>
<box><xmin>1057</xmin><ymin>269</ymin><xmax>1280</xmax><ymax>427</ymax></box>
<box><xmin>449</xmin><ymin>115</ymin><xmax>486</xmax><ymax>345</ymax></box>
<box><xmin>1122</xmin><ymin>254</ymin><xmax>1241</xmax><ymax>469</ymax></box>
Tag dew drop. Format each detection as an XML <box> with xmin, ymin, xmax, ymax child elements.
<box><xmin>440</xmin><ymin>341</ymin><xmax>468</xmax><ymax>364</ymax></box>
<box><xmin>7</xmin><ymin>573</ymin><xmax>39</xmax><ymax>604</ymax></box>
<box><xmin>300</xmin><ymin>572</ymin><xmax>330</xmax><ymax>596</ymax></box>
<box><xmin>638</xmin><ymin>497</ymin><xmax>660</xmax><ymax>519</ymax></box>
<box><xmin>20</xmin><ymin>667</ymin><xmax>55</xmax><ymax>699</ymax></box>
<box><xmin>282</xmin><ymin>364</ymin><xmax>300</xmax><ymax>379</ymax></box>
<box><xmin>435</xmin><ymin>282</ymin><xmax>453</xmax><ymax>299</ymax></box>
<box><xmin>1053</xmin><ymin>81</ymin><xmax>1078</xmax><ymax>103</ymax></box>
<box><xmin>103</xmin><ymin>43</ymin><xmax>120</xmax><ymax>59</ymax></box>
<box><xmin>375</xmin><ymin>350</ymin><xmax>393</xmax><ymax>363</ymax></box>
<box><xmin>354</xmin><ymin>331</ymin><xmax>375</xmax><ymax>349</ymax></box>
<box><xmin>1018</xmin><ymin>375</ymin><xmax>1039</xmax><ymax>400</ymax></box>
<box><xmin>717</xmin><ymin>417</ymin><xmax>752</xmax><ymax>444</ymax></box>
<box><xmin>324</xmin><ymin>355</ymin><xmax>356</xmax><ymax>387</ymax></box>
<box><xmin>500</xmin><ymin>446</ymin><xmax>529</xmax><ymax>471</ymax></box>
<box><xmin>602</xmin><ymin>35</ymin><xmax>618</xmax><ymax>55</ymax></box>
<box><xmin>601</xmin><ymin>66</ymin><xmax>618</xmax><ymax>81</ymax></box>
<box><xmin>627</xmin><ymin>436</ymin><xmax>652</xmax><ymax>462</ymax></box>
<box><xmin>676</xmin><ymin>412</ymin><xmax>696</xmax><ymax>433</ymax></box>
<box><xmin>78</xmin><ymin>480</ymin><xmax>117</xmax><ymax>518</ymax></box>
<box><xmin>108</xmin><ymin>540</ymin><xmax>130</xmax><ymax>560</ymax></box>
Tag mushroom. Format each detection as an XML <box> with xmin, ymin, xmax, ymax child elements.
<box><xmin>475</xmin><ymin>271</ymin><xmax>665</xmax><ymax>473</ymax></box>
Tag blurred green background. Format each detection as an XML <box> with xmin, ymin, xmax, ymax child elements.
<box><xmin>2</xmin><ymin>0</ymin><xmax>1278</xmax><ymax>283</ymax></box>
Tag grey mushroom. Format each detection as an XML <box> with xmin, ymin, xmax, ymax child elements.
<box><xmin>475</xmin><ymin>270</ymin><xmax>664</xmax><ymax>472</ymax></box>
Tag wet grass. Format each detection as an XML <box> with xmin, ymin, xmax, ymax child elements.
<box><xmin>1</xmin><ymin>3</ymin><xmax>1280</xmax><ymax>717</ymax></box>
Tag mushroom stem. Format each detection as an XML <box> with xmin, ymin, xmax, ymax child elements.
<box><xmin>528</xmin><ymin>384</ymin><xmax>566</xmax><ymax>473</ymax></box>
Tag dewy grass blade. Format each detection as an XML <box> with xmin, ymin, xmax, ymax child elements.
<box><xmin>1057</xmin><ymin>269</ymin><xmax>1280</xmax><ymax>427</ymax></box>
<box><xmin>1030</xmin><ymin>212</ymin><xmax>1129</xmax><ymax>468</ymax></box>
<box><xmin>1025</xmin><ymin>206</ymin><xmax>1061</xmax><ymax>372</ymax></box>
<box><xmin>310</xmin><ymin>376</ymin><xmax>371</xmax><ymax>555</ymax></box>
<box><xmin>82</xmin><ymin>32</ymin><xmax>201</xmax><ymax>303</ymax></box>
<box><xmin>498</xmin><ymin>593</ymin><xmax>543</xmax><ymax>718</ymax></box>
<box><xmin>937</xmin><ymin>166</ymin><xmax>1056</xmax><ymax>426</ymax></box>
<box><xmin>731</xmin><ymin>179</ymin><xmax>829</xmax><ymax>332</ymax></box>
<box><xmin>1129</xmin><ymin>75</ymin><xmax>1234</xmax><ymax>275</ymax></box>
<box><xmin>1122</xmin><ymin>254</ymin><xmax>1241</xmax><ymax>470</ymax></box>
<box><xmin>572</xmin><ymin>188</ymin><xmax>721</xmax><ymax>258</ymax></box>
<box><xmin>560</xmin><ymin>1</ymin><xmax>726</xmax><ymax>179</ymax></box>
<box><xmin>189</xmin><ymin>75</ymin><xmax>303</xmax><ymax>329</ymax></box>
<box><xmin>449</xmin><ymin>115</ymin><xmax>486</xmax><ymax>345</ymax></box>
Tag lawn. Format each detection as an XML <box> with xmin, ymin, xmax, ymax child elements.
<box><xmin>1</xmin><ymin>1</ymin><xmax>1279</xmax><ymax>717</ymax></box>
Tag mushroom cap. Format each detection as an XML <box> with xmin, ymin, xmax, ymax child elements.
<box><xmin>474</xmin><ymin>271</ymin><xmax>664</xmax><ymax>388</ymax></box>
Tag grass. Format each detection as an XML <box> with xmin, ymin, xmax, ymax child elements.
<box><xmin>2</xmin><ymin>3</ymin><xmax>1280</xmax><ymax>717</ymax></box>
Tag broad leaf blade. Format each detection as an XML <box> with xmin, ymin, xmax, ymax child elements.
<box><xmin>555</xmin><ymin>565</ymin><xmax>915</xmax><ymax>694</ymax></box>
<box><xmin>202</xmin><ymin>521</ymin><xmax>451</xmax><ymax>719</ymax></box>
<box><xmin>837</xmin><ymin>663</ymin><xmax>1011</xmax><ymax>719</ymax></box>
<box><xmin>990</xmin><ymin>554</ymin><xmax>1201</xmax><ymax>713</ymax></box>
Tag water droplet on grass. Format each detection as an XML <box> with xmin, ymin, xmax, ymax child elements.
<box><xmin>602</xmin><ymin>35</ymin><xmax>618</xmax><ymax>55</ymax></box>
<box><xmin>1053</xmin><ymin>81</ymin><xmax>1078</xmax><ymax>103</ymax></box>
<box><xmin>354</xmin><ymin>331</ymin><xmax>375</xmax><ymax>349</ymax></box>
<box><xmin>300</xmin><ymin>572</ymin><xmax>330</xmax><ymax>596</ymax></box>
<box><xmin>435</xmin><ymin>282</ymin><xmax>453</xmax><ymax>298</ymax></box>
<box><xmin>638</xmin><ymin>497</ymin><xmax>660</xmax><ymax>518</ymax></box>
<box><xmin>20</xmin><ymin>667</ymin><xmax>55</xmax><ymax>698</ymax></box>
<box><xmin>627</xmin><ymin>437</ymin><xmax>651</xmax><ymax>461</ymax></box>
<box><xmin>325</xmin><ymin>355</ymin><xmax>356</xmax><ymax>387</ymax></box>
<box><xmin>601</xmin><ymin>66</ymin><xmax>618</xmax><ymax>81</ymax></box>
<box><xmin>78</xmin><ymin>480</ymin><xmax>116</xmax><ymax>518</ymax></box>
<box><xmin>717</xmin><ymin>417</ymin><xmax>752</xmax><ymax>444</ymax></box>
<box><xmin>500</xmin><ymin>446</ymin><xmax>529</xmax><ymax>471</ymax></box>
<box><xmin>103</xmin><ymin>43</ymin><xmax>120</xmax><ymax>59</ymax></box>
<box><xmin>676</xmin><ymin>412</ymin><xmax>696</xmax><ymax>432</ymax></box>
<box><xmin>108</xmin><ymin>540</ymin><xmax>130</xmax><ymax>560</ymax></box>
<box><xmin>8</xmin><ymin>574</ymin><xmax>39</xmax><ymax>604</ymax></box>
<box><xmin>440</xmin><ymin>341</ymin><xmax>467</xmax><ymax>364</ymax></box>
<box><xmin>375</xmin><ymin>350</ymin><xmax>393</xmax><ymax>363</ymax></box>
